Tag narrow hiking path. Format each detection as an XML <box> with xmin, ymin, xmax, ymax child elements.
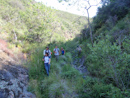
<box><xmin>27</xmin><ymin>44</ymin><xmax>91</xmax><ymax>97</ymax></box>
<box><xmin>0</xmin><ymin>39</ymin><xmax>36</xmax><ymax>98</ymax></box>
<box><xmin>72</xmin><ymin>50</ymin><xmax>89</xmax><ymax>78</ymax></box>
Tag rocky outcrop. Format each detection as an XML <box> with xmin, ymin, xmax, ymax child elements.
<box><xmin>0</xmin><ymin>39</ymin><xmax>36</xmax><ymax>98</ymax></box>
<box><xmin>0</xmin><ymin>65</ymin><xmax>36</xmax><ymax>98</ymax></box>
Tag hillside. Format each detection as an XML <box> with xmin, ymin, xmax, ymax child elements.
<box><xmin>56</xmin><ymin>10</ymin><xmax>88</xmax><ymax>32</ymax></box>
<box><xmin>0</xmin><ymin>0</ymin><xmax>130</xmax><ymax>98</ymax></box>
<box><xmin>0</xmin><ymin>0</ymin><xmax>87</xmax><ymax>51</ymax></box>
<box><xmin>0</xmin><ymin>0</ymin><xmax>88</xmax><ymax>98</ymax></box>
<box><xmin>77</xmin><ymin>0</ymin><xmax>130</xmax><ymax>97</ymax></box>
<box><xmin>28</xmin><ymin>0</ymin><xmax>130</xmax><ymax>98</ymax></box>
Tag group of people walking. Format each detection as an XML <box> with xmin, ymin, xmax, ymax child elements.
<box><xmin>42</xmin><ymin>46</ymin><xmax>65</xmax><ymax>76</ymax></box>
<box><xmin>42</xmin><ymin>45</ymin><xmax>82</xmax><ymax>76</ymax></box>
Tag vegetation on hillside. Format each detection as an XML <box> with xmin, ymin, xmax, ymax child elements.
<box><xmin>0</xmin><ymin>0</ymin><xmax>86</xmax><ymax>53</ymax></box>
<box><xmin>78</xmin><ymin>0</ymin><xmax>130</xmax><ymax>97</ymax></box>
<box><xmin>28</xmin><ymin>0</ymin><xmax>130</xmax><ymax>97</ymax></box>
<box><xmin>56</xmin><ymin>10</ymin><xmax>88</xmax><ymax>33</ymax></box>
<box><xmin>0</xmin><ymin>0</ymin><xmax>130</xmax><ymax>98</ymax></box>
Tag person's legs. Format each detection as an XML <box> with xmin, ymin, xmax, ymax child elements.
<box><xmin>57</xmin><ymin>55</ymin><xmax>59</xmax><ymax>61</ymax></box>
<box><xmin>78</xmin><ymin>51</ymin><xmax>81</xmax><ymax>56</ymax></box>
<box><xmin>48</xmin><ymin>64</ymin><xmax>50</xmax><ymax>72</ymax></box>
<box><xmin>55</xmin><ymin>55</ymin><xmax>57</xmax><ymax>61</ymax></box>
<box><xmin>47</xmin><ymin>63</ymin><xmax>49</xmax><ymax>76</ymax></box>
<box><xmin>44</xmin><ymin>63</ymin><xmax>49</xmax><ymax>76</ymax></box>
<box><xmin>55</xmin><ymin>55</ymin><xmax>59</xmax><ymax>61</ymax></box>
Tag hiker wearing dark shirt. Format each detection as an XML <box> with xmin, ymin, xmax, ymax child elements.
<box><xmin>61</xmin><ymin>47</ymin><xmax>65</xmax><ymax>55</ymax></box>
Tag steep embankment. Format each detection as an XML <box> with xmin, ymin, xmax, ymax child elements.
<box><xmin>0</xmin><ymin>39</ymin><xmax>35</xmax><ymax>98</ymax></box>
<box><xmin>77</xmin><ymin>0</ymin><xmax>130</xmax><ymax>97</ymax></box>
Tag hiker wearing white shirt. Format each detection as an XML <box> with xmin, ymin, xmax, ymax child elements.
<box><xmin>42</xmin><ymin>53</ymin><xmax>50</xmax><ymax>76</ymax></box>
<box><xmin>43</xmin><ymin>47</ymin><xmax>51</xmax><ymax>58</ymax></box>
<box><xmin>53</xmin><ymin>46</ymin><xmax>60</xmax><ymax>61</ymax></box>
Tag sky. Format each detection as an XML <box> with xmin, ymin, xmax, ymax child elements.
<box><xmin>35</xmin><ymin>0</ymin><xmax>101</xmax><ymax>17</ymax></box>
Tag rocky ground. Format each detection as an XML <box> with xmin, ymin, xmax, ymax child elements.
<box><xmin>0</xmin><ymin>39</ymin><xmax>36</xmax><ymax>98</ymax></box>
<box><xmin>72</xmin><ymin>51</ymin><xmax>89</xmax><ymax>78</ymax></box>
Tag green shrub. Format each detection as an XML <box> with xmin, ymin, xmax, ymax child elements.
<box><xmin>86</xmin><ymin>37</ymin><xmax>130</xmax><ymax>92</ymax></box>
<box><xmin>77</xmin><ymin>76</ymin><xmax>124</xmax><ymax>98</ymax></box>
<box><xmin>51</xmin><ymin>62</ymin><xmax>62</xmax><ymax>74</ymax></box>
<box><xmin>48</xmin><ymin>81</ymin><xmax>71</xmax><ymax>98</ymax></box>
<box><xmin>65</xmin><ymin>52</ymin><xmax>72</xmax><ymax>62</ymax></box>
<box><xmin>61</xmin><ymin>64</ymin><xmax>80</xmax><ymax>79</ymax></box>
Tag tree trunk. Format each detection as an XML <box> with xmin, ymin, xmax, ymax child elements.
<box><xmin>86</xmin><ymin>9</ymin><xmax>93</xmax><ymax>47</ymax></box>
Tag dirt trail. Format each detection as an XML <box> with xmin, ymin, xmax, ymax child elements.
<box><xmin>72</xmin><ymin>51</ymin><xmax>89</xmax><ymax>77</ymax></box>
<box><xmin>0</xmin><ymin>39</ymin><xmax>35</xmax><ymax>98</ymax></box>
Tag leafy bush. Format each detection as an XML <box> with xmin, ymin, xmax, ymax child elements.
<box><xmin>86</xmin><ymin>37</ymin><xmax>130</xmax><ymax>92</ymax></box>
<box><xmin>48</xmin><ymin>81</ymin><xmax>71</xmax><ymax>98</ymax></box>
<box><xmin>65</xmin><ymin>52</ymin><xmax>72</xmax><ymax>62</ymax></box>
<box><xmin>77</xmin><ymin>76</ymin><xmax>124</xmax><ymax>98</ymax></box>
<box><xmin>93</xmin><ymin>0</ymin><xmax>130</xmax><ymax>32</ymax></box>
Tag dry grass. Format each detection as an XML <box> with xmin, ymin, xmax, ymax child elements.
<box><xmin>0</xmin><ymin>39</ymin><xmax>26</xmax><ymax>66</ymax></box>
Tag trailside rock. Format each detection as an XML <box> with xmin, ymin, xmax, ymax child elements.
<box><xmin>0</xmin><ymin>39</ymin><xmax>35</xmax><ymax>98</ymax></box>
<box><xmin>0</xmin><ymin>65</ymin><xmax>36</xmax><ymax>98</ymax></box>
<box><xmin>0</xmin><ymin>89</ymin><xmax>9</xmax><ymax>98</ymax></box>
<box><xmin>8</xmin><ymin>91</ymin><xmax>14</xmax><ymax>98</ymax></box>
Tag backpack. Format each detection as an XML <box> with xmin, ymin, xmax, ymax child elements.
<box><xmin>45</xmin><ymin>50</ymin><xmax>51</xmax><ymax>55</ymax></box>
<box><xmin>54</xmin><ymin>48</ymin><xmax>59</xmax><ymax>52</ymax></box>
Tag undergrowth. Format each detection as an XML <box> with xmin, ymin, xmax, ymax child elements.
<box><xmin>27</xmin><ymin>30</ymin><xmax>130</xmax><ymax>98</ymax></box>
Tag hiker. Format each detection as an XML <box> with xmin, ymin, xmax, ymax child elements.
<box><xmin>76</xmin><ymin>45</ymin><xmax>82</xmax><ymax>56</ymax></box>
<box><xmin>53</xmin><ymin>46</ymin><xmax>60</xmax><ymax>61</ymax></box>
<box><xmin>43</xmin><ymin>47</ymin><xmax>51</xmax><ymax>58</ymax></box>
<box><xmin>42</xmin><ymin>53</ymin><xmax>51</xmax><ymax>76</ymax></box>
<box><xmin>61</xmin><ymin>47</ymin><xmax>65</xmax><ymax>55</ymax></box>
